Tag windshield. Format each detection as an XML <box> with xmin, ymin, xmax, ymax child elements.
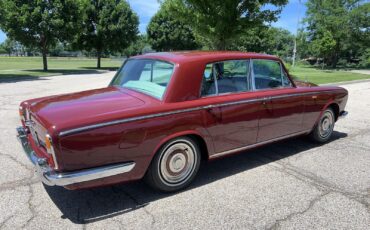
<box><xmin>111</xmin><ymin>59</ymin><xmax>175</xmax><ymax>99</ymax></box>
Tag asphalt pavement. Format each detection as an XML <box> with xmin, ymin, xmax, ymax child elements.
<box><xmin>0</xmin><ymin>72</ymin><xmax>369</xmax><ymax>229</ymax></box>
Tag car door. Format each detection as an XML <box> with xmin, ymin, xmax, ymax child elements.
<box><xmin>201</xmin><ymin>59</ymin><xmax>260</xmax><ymax>154</ymax></box>
<box><xmin>252</xmin><ymin>59</ymin><xmax>305</xmax><ymax>142</ymax></box>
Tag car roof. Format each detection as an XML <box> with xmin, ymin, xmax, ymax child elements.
<box><xmin>131</xmin><ymin>51</ymin><xmax>280</xmax><ymax>64</ymax></box>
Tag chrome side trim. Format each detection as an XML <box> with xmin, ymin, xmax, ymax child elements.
<box><xmin>59</xmin><ymin>90</ymin><xmax>340</xmax><ymax>137</ymax></box>
<box><xmin>59</xmin><ymin>106</ymin><xmax>207</xmax><ymax>137</ymax></box>
<box><xmin>209</xmin><ymin>129</ymin><xmax>312</xmax><ymax>159</ymax></box>
<box><xmin>16</xmin><ymin>126</ymin><xmax>135</xmax><ymax>186</ymax></box>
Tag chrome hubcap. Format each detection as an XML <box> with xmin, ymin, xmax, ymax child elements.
<box><xmin>319</xmin><ymin>111</ymin><xmax>334</xmax><ymax>138</ymax></box>
<box><xmin>159</xmin><ymin>141</ymin><xmax>196</xmax><ymax>186</ymax></box>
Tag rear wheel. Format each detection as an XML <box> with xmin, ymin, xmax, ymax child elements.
<box><xmin>309</xmin><ymin>108</ymin><xmax>335</xmax><ymax>143</ymax></box>
<box><xmin>145</xmin><ymin>137</ymin><xmax>201</xmax><ymax>192</ymax></box>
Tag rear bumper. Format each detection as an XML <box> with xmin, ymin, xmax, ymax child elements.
<box><xmin>339</xmin><ymin>111</ymin><xmax>348</xmax><ymax>119</ymax></box>
<box><xmin>16</xmin><ymin>126</ymin><xmax>135</xmax><ymax>186</ymax></box>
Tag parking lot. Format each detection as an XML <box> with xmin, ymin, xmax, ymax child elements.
<box><xmin>0</xmin><ymin>73</ymin><xmax>369</xmax><ymax>229</ymax></box>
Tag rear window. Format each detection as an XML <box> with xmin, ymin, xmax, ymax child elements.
<box><xmin>111</xmin><ymin>59</ymin><xmax>174</xmax><ymax>99</ymax></box>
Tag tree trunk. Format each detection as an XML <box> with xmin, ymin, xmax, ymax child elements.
<box><xmin>331</xmin><ymin>51</ymin><xmax>339</xmax><ymax>68</ymax></box>
<box><xmin>97</xmin><ymin>50</ymin><xmax>101</xmax><ymax>69</ymax></box>
<box><xmin>41</xmin><ymin>37</ymin><xmax>48</xmax><ymax>71</ymax></box>
<box><xmin>216</xmin><ymin>40</ymin><xmax>226</xmax><ymax>50</ymax></box>
<box><xmin>42</xmin><ymin>49</ymin><xmax>48</xmax><ymax>71</ymax></box>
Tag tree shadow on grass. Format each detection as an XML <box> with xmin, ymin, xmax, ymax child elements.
<box><xmin>82</xmin><ymin>67</ymin><xmax>120</xmax><ymax>71</ymax></box>
<box><xmin>0</xmin><ymin>74</ymin><xmax>46</xmax><ymax>83</ymax></box>
<box><xmin>45</xmin><ymin>131</ymin><xmax>347</xmax><ymax>224</ymax></box>
<box><xmin>0</xmin><ymin>69</ymin><xmax>112</xmax><ymax>83</ymax></box>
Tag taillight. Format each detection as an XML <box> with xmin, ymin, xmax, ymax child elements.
<box><xmin>45</xmin><ymin>134</ymin><xmax>52</xmax><ymax>151</ymax></box>
<box><xmin>45</xmin><ymin>134</ymin><xmax>59</xmax><ymax>169</ymax></box>
<box><xmin>19</xmin><ymin>106</ymin><xmax>25</xmax><ymax>122</ymax></box>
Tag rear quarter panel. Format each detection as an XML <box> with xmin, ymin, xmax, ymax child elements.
<box><xmin>300</xmin><ymin>86</ymin><xmax>348</xmax><ymax>130</ymax></box>
<box><xmin>57</xmin><ymin>109</ymin><xmax>213</xmax><ymax>184</ymax></box>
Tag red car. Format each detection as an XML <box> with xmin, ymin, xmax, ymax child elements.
<box><xmin>17</xmin><ymin>51</ymin><xmax>348</xmax><ymax>192</ymax></box>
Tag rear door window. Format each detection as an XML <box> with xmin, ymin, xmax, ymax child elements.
<box><xmin>252</xmin><ymin>59</ymin><xmax>292</xmax><ymax>90</ymax></box>
<box><xmin>201</xmin><ymin>60</ymin><xmax>251</xmax><ymax>96</ymax></box>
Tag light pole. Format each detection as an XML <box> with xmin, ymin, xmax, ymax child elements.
<box><xmin>292</xmin><ymin>0</ymin><xmax>302</xmax><ymax>67</ymax></box>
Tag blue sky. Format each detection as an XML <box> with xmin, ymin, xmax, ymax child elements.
<box><xmin>0</xmin><ymin>0</ymin><xmax>306</xmax><ymax>43</ymax></box>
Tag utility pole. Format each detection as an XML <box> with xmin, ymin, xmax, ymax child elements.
<box><xmin>292</xmin><ymin>37</ymin><xmax>297</xmax><ymax>67</ymax></box>
<box><xmin>292</xmin><ymin>0</ymin><xmax>302</xmax><ymax>67</ymax></box>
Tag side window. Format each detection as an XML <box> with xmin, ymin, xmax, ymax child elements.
<box><xmin>282</xmin><ymin>69</ymin><xmax>293</xmax><ymax>87</ymax></box>
<box><xmin>253</xmin><ymin>59</ymin><xmax>283</xmax><ymax>89</ymax></box>
<box><xmin>201</xmin><ymin>64</ymin><xmax>217</xmax><ymax>96</ymax></box>
<box><xmin>201</xmin><ymin>60</ymin><xmax>250</xmax><ymax>96</ymax></box>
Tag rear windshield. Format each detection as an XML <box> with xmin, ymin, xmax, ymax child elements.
<box><xmin>111</xmin><ymin>59</ymin><xmax>174</xmax><ymax>99</ymax></box>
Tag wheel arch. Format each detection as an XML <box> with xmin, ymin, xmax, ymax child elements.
<box><xmin>322</xmin><ymin>101</ymin><xmax>340</xmax><ymax>121</ymax></box>
<box><xmin>328</xmin><ymin>103</ymin><xmax>340</xmax><ymax>121</ymax></box>
<box><xmin>151</xmin><ymin>130</ymin><xmax>211</xmax><ymax>162</ymax></box>
<box><xmin>314</xmin><ymin>100</ymin><xmax>340</xmax><ymax>126</ymax></box>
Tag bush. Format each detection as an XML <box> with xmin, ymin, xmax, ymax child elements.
<box><xmin>296</xmin><ymin>60</ymin><xmax>311</xmax><ymax>66</ymax></box>
<box><xmin>284</xmin><ymin>62</ymin><xmax>291</xmax><ymax>71</ymax></box>
<box><xmin>358</xmin><ymin>49</ymin><xmax>370</xmax><ymax>69</ymax></box>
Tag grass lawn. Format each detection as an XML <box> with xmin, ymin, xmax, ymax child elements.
<box><xmin>0</xmin><ymin>56</ymin><xmax>123</xmax><ymax>82</ymax></box>
<box><xmin>289</xmin><ymin>65</ymin><xmax>370</xmax><ymax>84</ymax></box>
<box><xmin>1</xmin><ymin>56</ymin><xmax>369</xmax><ymax>84</ymax></box>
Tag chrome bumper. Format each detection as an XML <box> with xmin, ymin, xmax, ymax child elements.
<box><xmin>16</xmin><ymin>126</ymin><xmax>135</xmax><ymax>186</ymax></box>
<box><xmin>339</xmin><ymin>111</ymin><xmax>348</xmax><ymax>119</ymax></box>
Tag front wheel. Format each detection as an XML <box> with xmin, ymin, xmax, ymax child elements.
<box><xmin>309</xmin><ymin>108</ymin><xmax>335</xmax><ymax>143</ymax></box>
<box><xmin>145</xmin><ymin>137</ymin><xmax>201</xmax><ymax>192</ymax></box>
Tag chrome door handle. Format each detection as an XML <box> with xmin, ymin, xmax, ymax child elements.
<box><xmin>262</xmin><ymin>97</ymin><xmax>270</xmax><ymax>105</ymax></box>
<box><xmin>204</xmin><ymin>105</ymin><xmax>215</xmax><ymax>110</ymax></box>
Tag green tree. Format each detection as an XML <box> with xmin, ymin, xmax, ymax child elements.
<box><xmin>230</xmin><ymin>27</ymin><xmax>294</xmax><ymax>61</ymax></box>
<box><xmin>310</xmin><ymin>30</ymin><xmax>337</xmax><ymax>68</ymax></box>
<box><xmin>122</xmin><ymin>35</ymin><xmax>150</xmax><ymax>57</ymax></box>
<box><xmin>264</xmin><ymin>28</ymin><xmax>294</xmax><ymax>60</ymax></box>
<box><xmin>74</xmin><ymin>0</ymin><xmax>139</xmax><ymax>68</ymax></box>
<box><xmin>296</xmin><ymin>29</ymin><xmax>311</xmax><ymax>60</ymax></box>
<box><xmin>0</xmin><ymin>45</ymin><xmax>5</xmax><ymax>55</ymax></box>
<box><xmin>347</xmin><ymin>2</ymin><xmax>370</xmax><ymax>65</ymax></box>
<box><xmin>0</xmin><ymin>38</ymin><xmax>16</xmax><ymax>56</ymax></box>
<box><xmin>166</xmin><ymin>0</ymin><xmax>288</xmax><ymax>50</ymax></box>
<box><xmin>147</xmin><ymin>1</ymin><xmax>199</xmax><ymax>51</ymax></box>
<box><xmin>304</xmin><ymin>0</ymin><xmax>367</xmax><ymax>68</ymax></box>
<box><xmin>0</xmin><ymin>0</ymin><xmax>82</xmax><ymax>70</ymax></box>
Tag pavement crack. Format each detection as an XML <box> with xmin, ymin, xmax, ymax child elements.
<box><xmin>21</xmin><ymin>185</ymin><xmax>37</xmax><ymax>229</ymax></box>
<box><xmin>267</xmin><ymin>191</ymin><xmax>331</xmax><ymax>230</ymax></box>
<box><xmin>0</xmin><ymin>150</ymin><xmax>33</xmax><ymax>172</ymax></box>
<box><xmin>0</xmin><ymin>177</ymin><xmax>39</xmax><ymax>192</ymax></box>
<box><xmin>0</xmin><ymin>215</ymin><xmax>14</xmax><ymax>229</ymax></box>
<box><xmin>251</xmin><ymin>152</ymin><xmax>370</xmax><ymax>214</ymax></box>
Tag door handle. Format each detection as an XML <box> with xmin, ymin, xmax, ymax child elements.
<box><xmin>203</xmin><ymin>104</ymin><xmax>215</xmax><ymax>110</ymax></box>
<box><xmin>204</xmin><ymin>104</ymin><xmax>222</xmax><ymax>121</ymax></box>
<box><xmin>262</xmin><ymin>97</ymin><xmax>271</xmax><ymax>105</ymax></box>
<box><xmin>262</xmin><ymin>97</ymin><xmax>273</xmax><ymax>113</ymax></box>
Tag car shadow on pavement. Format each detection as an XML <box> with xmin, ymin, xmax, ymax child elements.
<box><xmin>45</xmin><ymin>131</ymin><xmax>347</xmax><ymax>224</ymax></box>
